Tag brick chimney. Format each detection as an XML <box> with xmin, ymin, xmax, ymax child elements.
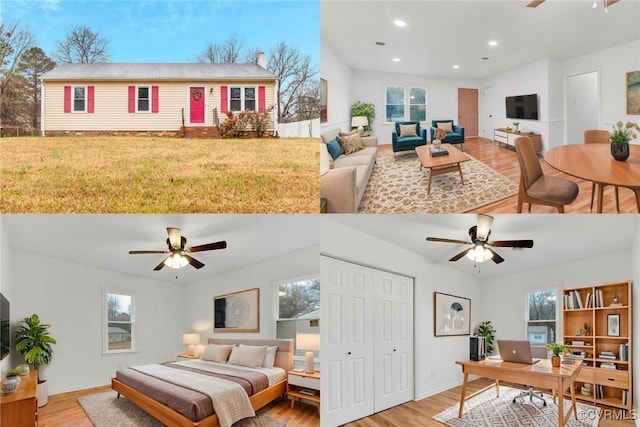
<box><xmin>257</xmin><ymin>52</ymin><xmax>266</xmax><ymax>69</ymax></box>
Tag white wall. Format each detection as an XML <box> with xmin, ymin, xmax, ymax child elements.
<box><xmin>9</xmin><ymin>250</ymin><xmax>185</xmax><ymax>394</ymax></box>
<box><xmin>321</xmin><ymin>218</ymin><xmax>483</xmax><ymax>400</ymax></box>
<box><xmin>350</xmin><ymin>70</ymin><xmax>480</xmax><ymax>145</ymax></box>
<box><xmin>321</xmin><ymin>41</ymin><xmax>352</xmax><ymax>133</ymax></box>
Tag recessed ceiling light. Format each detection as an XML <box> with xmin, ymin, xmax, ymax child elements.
<box><xmin>392</xmin><ymin>57</ymin><xmax>401</xmax><ymax>62</ymax></box>
<box><xmin>394</xmin><ymin>19</ymin><xmax>406</xmax><ymax>27</ymax></box>
<box><xmin>375</xmin><ymin>41</ymin><xmax>386</xmax><ymax>46</ymax></box>
<box><xmin>452</xmin><ymin>65</ymin><xmax>460</xmax><ymax>69</ymax></box>
<box><xmin>488</xmin><ymin>40</ymin><xmax>498</xmax><ymax>47</ymax></box>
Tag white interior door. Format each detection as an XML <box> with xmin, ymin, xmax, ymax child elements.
<box><xmin>321</xmin><ymin>256</ymin><xmax>374</xmax><ymax>427</ymax></box>
<box><xmin>373</xmin><ymin>270</ymin><xmax>414</xmax><ymax>411</ymax></box>
<box><xmin>567</xmin><ymin>71</ymin><xmax>599</xmax><ymax>144</ymax></box>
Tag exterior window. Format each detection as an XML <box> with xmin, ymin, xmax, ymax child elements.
<box><xmin>527</xmin><ymin>289</ymin><xmax>557</xmax><ymax>345</ymax></box>
<box><xmin>104</xmin><ymin>290</ymin><xmax>135</xmax><ymax>353</ymax></box>
<box><xmin>137</xmin><ymin>87</ymin><xmax>150</xmax><ymax>112</ymax></box>
<box><xmin>229</xmin><ymin>86</ymin><xmax>257</xmax><ymax>112</ymax></box>
<box><xmin>275</xmin><ymin>277</ymin><xmax>320</xmax><ymax>358</ymax></box>
<box><xmin>386</xmin><ymin>86</ymin><xmax>428</xmax><ymax>122</ymax></box>
<box><xmin>73</xmin><ymin>86</ymin><xmax>86</xmax><ymax>112</ymax></box>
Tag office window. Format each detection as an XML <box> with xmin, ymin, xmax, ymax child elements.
<box><xmin>104</xmin><ymin>290</ymin><xmax>135</xmax><ymax>353</ymax></box>
<box><xmin>137</xmin><ymin>86</ymin><xmax>150</xmax><ymax>112</ymax></box>
<box><xmin>275</xmin><ymin>277</ymin><xmax>320</xmax><ymax>357</ymax></box>
<box><xmin>73</xmin><ymin>86</ymin><xmax>86</xmax><ymax>112</ymax></box>
<box><xmin>527</xmin><ymin>289</ymin><xmax>557</xmax><ymax>345</ymax></box>
<box><xmin>386</xmin><ymin>86</ymin><xmax>428</xmax><ymax>122</ymax></box>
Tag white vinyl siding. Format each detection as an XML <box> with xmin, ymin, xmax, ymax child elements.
<box><xmin>43</xmin><ymin>80</ymin><xmax>275</xmax><ymax>131</ymax></box>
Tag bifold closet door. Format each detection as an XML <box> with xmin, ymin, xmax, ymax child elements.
<box><xmin>373</xmin><ymin>270</ymin><xmax>414</xmax><ymax>411</ymax></box>
<box><xmin>321</xmin><ymin>256</ymin><xmax>375</xmax><ymax>427</ymax></box>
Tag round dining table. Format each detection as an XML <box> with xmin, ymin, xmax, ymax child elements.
<box><xmin>544</xmin><ymin>144</ymin><xmax>640</xmax><ymax>213</ymax></box>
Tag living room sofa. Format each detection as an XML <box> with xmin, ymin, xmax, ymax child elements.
<box><xmin>320</xmin><ymin>129</ymin><xmax>378</xmax><ymax>213</ymax></box>
<box><xmin>391</xmin><ymin>121</ymin><xmax>427</xmax><ymax>155</ymax></box>
<box><xmin>430</xmin><ymin>120</ymin><xmax>465</xmax><ymax>149</ymax></box>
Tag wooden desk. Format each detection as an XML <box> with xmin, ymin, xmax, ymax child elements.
<box><xmin>544</xmin><ymin>144</ymin><xmax>640</xmax><ymax>213</ymax></box>
<box><xmin>0</xmin><ymin>370</ymin><xmax>38</xmax><ymax>427</ymax></box>
<box><xmin>456</xmin><ymin>359</ymin><xmax>580</xmax><ymax>427</ymax></box>
<box><xmin>415</xmin><ymin>144</ymin><xmax>470</xmax><ymax>194</ymax></box>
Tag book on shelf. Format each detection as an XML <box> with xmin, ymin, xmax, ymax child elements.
<box><xmin>598</xmin><ymin>355</ymin><xmax>616</xmax><ymax>360</ymax></box>
<box><xmin>620</xmin><ymin>343</ymin><xmax>629</xmax><ymax>362</ymax></box>
<box><xmin>575</xmin><ymin>290</ymin><xmax>584</xmax><ymax>308</ymax></box>
<box><xmin>609</xmin><ymin>303</ymin><xmax>623</xmax><ymax>308</ymax></box>
<box><xmin>571</xmin><ymin>341</ymin><xmax>585</xmax><ymax>346</ymax></box>
<box><xmin>600</xmin><ymin>362</ymin><xmax>617</xmax><ymax>369</ymax></box>
<box><xmin>585</xmin><ymin>292</ymin><xmax>592</xmax><ymax>308</ymax></box>
<box><xmin>623</xmin><ymin>389</ymin><xmax>629</xmax><ymax>406</ymax></box>
<box><xmin>595</xmin><ymin>384</ymin><xmax>603</xmax><ymax>399</ymax></box>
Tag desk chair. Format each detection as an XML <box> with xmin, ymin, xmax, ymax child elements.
<box><xmin>512</xmin><ymin>345</ymin><xmax>550</xmax><ymax>407</ymax></box>
<box><xmin>515</xmin><ymin>136</ymin><xmax>579</xmax><ymax>213</ymax></box>
<box><xmin>584</xmin><ymin>130</ymin><xmax>620</xmax><ymax>212</ymax></box>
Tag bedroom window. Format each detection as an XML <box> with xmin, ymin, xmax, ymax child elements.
<box><xmin>229</xmin><ymin>86</ymin><xmax>257</xmax><ymax>112</ymax></box>
<box><xmin>103</xmin><ymin>290</ymin><xmax>135</xmax><ymax>353</ymax></box>
<box><xmin>275</xmin><ymin>277</ymin><xmax>320</xmax><ymax>358</ymax></box>
<box><xmin>73</xmin><ymin>86</ymin><xmax>86</xmax><ymax>112</ymax></box>
<box><xmin>137</xmin><ymin>86</ymin><xmax>150</xmax><ymax>112</ymax></box>
<box><xmin>385</xmin><ymin>86</ymin><xmax>427</xmax><ymax>122</ymax></box>
<box><xmin>527</xmin><ymin>289</ymin><xmax>557</xmax><ymax>345</ymax></box>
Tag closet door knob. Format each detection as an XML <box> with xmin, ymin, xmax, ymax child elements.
<box><xmin>393</xmin><ymin>349</ymin><xmax>397</xmax><ymax>352</ymax></box>
<box><xmin>347</xmin><ymin>351</ymin><xmax>352</xmax><ymax>355</ymax></box>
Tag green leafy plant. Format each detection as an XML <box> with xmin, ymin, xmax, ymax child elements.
<box><xmin>609</xmin><ymin>121</ymin><xmax>640</xmax><ymax>144</ymax></box>
<box><xmin>351</xmin><ymin>101</ymin><xmax>375</xmax><ymax>131</ymax></box>
<box><xmin>15</xmin><ymin>314</ymin><xmax>57</xmax><ymax>371</ymax></box>
<box><xmin>547</xmin><ymin>342</ymin><xmax>569</xmax><ymax>357</ymax></box>
<box><xmin>5</xmin><ymin>368</ymin><xmax>22</xmax><ymax>378</ymax></box>
<box><xmin>473</xmin><ymin>320</ymin><xmax>496</xmax><ymax>355</ymax></box>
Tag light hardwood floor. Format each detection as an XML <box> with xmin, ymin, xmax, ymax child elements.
<box><xmin>343</xmin><ymin>378</ymin><xmax>636</xmax><ymax>427</ymax></box>
<box><xmin>38</xmin><ymin>385</ymin><xmax>320</xmax><ymax>427</ymax></box>
<box><xmin>377</xmin><ymin>138</ymin><xmax>639</xmax><ymax>214</ymax></box>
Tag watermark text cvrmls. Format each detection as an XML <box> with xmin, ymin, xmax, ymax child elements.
<box><xmin>578</xmin><ymin>409</ymin><xmax>637</xmax><ymax>421</ymax></box>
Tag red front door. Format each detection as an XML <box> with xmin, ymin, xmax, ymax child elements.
<box><xmin>190</xmin><ymin>87</ymin><xmax>205</xmax><ymax>124</ymax></box>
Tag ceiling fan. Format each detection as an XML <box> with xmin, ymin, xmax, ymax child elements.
<box><xmin>527</xmin><ymin>0</ymin><xmax>620</xmax><ymax>9</ymax></box>
<box><xmin>129</xmin><ymin>227</ymin><xmax>227</xmax><ymax>270</ymax></box>
<box><xmin>426</xmin><ymin>214</ymin><xmax>533</xmax><ymax>264</ymax></box>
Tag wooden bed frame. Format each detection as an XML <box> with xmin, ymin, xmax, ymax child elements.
<box><xmin>111</xmin><ymin>338</ymin><xmax>294</xmax><ymax>427</ymax></box>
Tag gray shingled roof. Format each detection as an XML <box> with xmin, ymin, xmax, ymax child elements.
<box><xmin>41</xmin><ymin>63</ymin><xmax>277</xmax><ymax>81</ymax></box>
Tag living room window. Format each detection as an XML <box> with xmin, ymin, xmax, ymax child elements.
<box><xmin>103</xmin><ymin>289</ymin><xmax>135</xmax><ymax>354</ymax></box>
<box><xmin>526</xmin><ymin>288</ymin><xmax>557</xmax><ymax>345</ymax></box>
<box><xmin>385</xmin><ymin>86</ymin><xmax>427</xmax><ymax>122</ymax></box>
<box><xmin>275</xmin><ymin>276</ymin><xmax>320</xmax><ymax>358</ymax></box>
<box><xmin>229</xmin><ymin>86</ymin><xmax>257</xmax><ymax>112</ymax></box>
<box><xmin>73</xmin><ymin>86</ymin><xmax>86</xmax><ymax>112</ymax></box>
<box><xmin>137</xmin><ymin>86</ymin><xmax>150</xmax><ymax>112</ymax></box>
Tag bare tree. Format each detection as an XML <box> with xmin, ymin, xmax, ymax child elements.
<box><xmin>242</xmin><ymin>47</ymin><xmax>262</xmax><ymax>65</ymax></box>
<box><xmin>196</xmin><ymin>42</ymin><xmax>223</xmax><ymax>63</ymax></box>
<box><xmin>54</xmin><ymin>25</ymin><xmax>110</xmax><ymax>63</ymax></box>
<box><xmin>268</xmin><ymin>42</ymin><xmax>319</xmax><ymax>123</ymax></box>
<box><xmin>196</xmin><ymin>34</ymin><xmax>244</xmax><ymax>64</ymax></box>
<box><xmin>17</xmin><ymin>47</ymin><xmax>55</xmax><ymax>129</ymax></box>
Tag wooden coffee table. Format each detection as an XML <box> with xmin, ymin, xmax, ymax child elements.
<box><xmin>415</xmin><ymin>144</ymin><xmax>470</xmax><ymax>194</ymax></box>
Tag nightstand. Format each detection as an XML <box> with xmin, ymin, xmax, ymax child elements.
<box><xmin>287</xmin><ymin>370</ymin><xmax>320</xmax><ymax>414</ymax></box>
<box><xmin>176</xmin><ymin>353</ymin><xmax>199</xmax><ymax>360</ymax></box>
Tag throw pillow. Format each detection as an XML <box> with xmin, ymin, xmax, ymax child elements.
<box><xmin>262</xmin><ymin>346</ymin><xmax>278</xmax><ymax>368</ymax></box>
<box><xmin>326</xmin><ymin>138</ymin><xmax>343</xmax><ymax>160</ymax></box>
<box><xmin>228</xmin><ymin>344</ymin><xmax>268</xmax><ymax>368</ymax></box>
<box><xmin>339</xmin><ymin>133</ymin><xmax>364</xmax><ymax>155</ymax></box>
<box><xmin>399</xmin><ymin>124</ymin><xmax>418</xmax><ymax>137</ymax></box>
<box><xmin>338</xmin><ymin>130</ymin><xmax>358</xmax><ymax>137</ymax></box>
<box><xmin>200</xmin><ymin>344</ymin><xmax>234</xmax><ymax>363</ymax></box>
<box><xmin>437</xmin><ymin>122</ymin><xmax>453</xmax><ymax>132</ymax></box>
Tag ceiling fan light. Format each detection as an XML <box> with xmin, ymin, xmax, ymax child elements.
<box><xmin>483</xmin><ymin>248</ymin><xmax>493</xmax><ymax>260</ymax></box>
<box><xmin>165</xmin><ymin>252</ymin><xmax>188</xmax><ymax>269</ymax></box>
<box><xmin>592</xmin><ymin>0</ymin><xmax>598</xmax><ymax>8</ymax></box>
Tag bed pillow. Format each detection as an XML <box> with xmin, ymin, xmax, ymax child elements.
<box><xmin>228</xmin><ymin>344</ymin><xmax>268</xmax><ymax>368</ymax></box>
<box><xmin>262</xmin><ymin>346</ymin><xmax>278</xmax><ymax>368</ymax></box>
<box><xmin>200</xmin><ymin>344</ymin><xmax>234</xmax><ymax>363</ymax></box>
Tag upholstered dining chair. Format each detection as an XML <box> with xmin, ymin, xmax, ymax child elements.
<box><xmin>515</xmin><ymin>136</ymin><xmax>579</xmax><ymax>213</ymax></box>
<box><xmin>512</xmin><ymin>345</ymin><xmax>551</xmax><ymax>407</ymax></box>
<box><xmin>584</xmin><ymin>130</ymin><xmax>620</xmax><ymax>213</ymax></box>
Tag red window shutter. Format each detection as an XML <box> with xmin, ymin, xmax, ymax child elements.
<box><xmin>128</xmin><ymin>86</ymin><xmax>135</xmax><ymax>113</ymax></box>
<box><xmin>151</xmin><ymin>86</ymin><xmax>159</xmax><ymax>113</ymax></box>
<box><xmin>258</xmin><ymin>86</ymin><xmax>266</xmax><ymax>112</ymax></box>
<box><xmin>87</xmin><ymin>86</ymin><xmax>95</xmax><ymax>113</ymax></box>
<box><xmin>64</xmin><ymin>86</ymin><xmax>71</xmax><ymax>113</ymax></box>
<box><xmin>220</xmin><ymin>86</ymin><xmax>228</xmax><ymax>113</ymax></box>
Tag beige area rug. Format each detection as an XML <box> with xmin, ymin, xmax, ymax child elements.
<box><xmin>434</xmin><ymin>386</ymin><xmax>598</xmax><ymax>427</ymax></box>
<box><xmin>78</xmin><ymin>390</ymin><xmax>286</xmax><ymax>427</ymax></box>
<box><xmin>358</xmin><ymin>152</ymin><xmax>518</xmax><ymax>213</ymax></box>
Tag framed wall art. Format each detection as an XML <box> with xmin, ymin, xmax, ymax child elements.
<box><xmin>213</xmin><ymin>287</ymin><xmax>260</xmax><ymax>333</ymax></box>
<box><xmin>320</xmin><ymin>78</ymin><xmax>328</xmax><ymax>123</ymax></box>
<box><xmin>434</xmin><ymin>292</ymin><xmax>471</xmax><ymax>337</ymax></box>
<box><xmin>627</xmin><ymin>70</ymin><xmax>640</xmax><ymax>115</ymax></box>
<box><xmin>607</xmin><ymin>314</ymin><xmax>620</xmax><ymax>337</ymax></box>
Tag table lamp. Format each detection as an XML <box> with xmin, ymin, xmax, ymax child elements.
<box><xmin>296</xmin><ymin>333</ymin><xmax>320</xmax><ymax>374</ymax></box>
<box><xmin>183</xmin><ymin>333</ymin><xmax>200</xmax><ymax>356</ymax></box>
<box><xmin>351</xmin><ymin>116</ymin><xmax>368</xmax><ymax>134</ymax></box>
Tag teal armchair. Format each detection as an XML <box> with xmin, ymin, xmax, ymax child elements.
<box><xmin>430</xmin><ymin>120</ymin><xmax>465</xmax><ymax>150</ymax></box>
<box><xmin>392</xmin><ymin>121</ymin><xmax>427</xmax><ymax>154</ymax></box>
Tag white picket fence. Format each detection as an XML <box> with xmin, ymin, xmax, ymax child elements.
<box><xmin>277</xmin><ymin>118</ymin><xmax>320</xmax><ymax>138</ymax></box>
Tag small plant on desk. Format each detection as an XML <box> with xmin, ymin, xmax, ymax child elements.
<box><xmin>547</xmin><ymin>343</ymin><xmax>569</xmax><ymax>367</ymax></box>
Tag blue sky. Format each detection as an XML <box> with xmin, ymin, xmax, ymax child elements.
<box><xmin>2</xmin><ymin>0</ymin><xmax>319</xmax><ymax>64</ymax></box>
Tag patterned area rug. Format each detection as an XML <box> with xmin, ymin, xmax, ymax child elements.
<box><xmin>433</xmin><ymin>386</ymin><xmax>599</xmax><ymax>427</ymax></box>
<box><xmin>78</xmin><ymin>390</ymin><xmax>286</xmax><ymax>427</ymax></box>
<box><xmin>358</xmin><ymin>152</ymin><xmax>518</xmax><ymax>213</ymax></box>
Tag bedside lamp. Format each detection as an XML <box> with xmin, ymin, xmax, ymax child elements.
<box><xmin>296</xmin><ymin>333</ymin><xmax>320</xmax><ymax>374</ymax></box>
<box><xmin>351</xmin><ymin>116</ymin><xmax>368</xmax><ymax>135</ymax></box>
<box><xmin>183</xmin><ymin>333</ymin><xmax>200</xmax><ymax>356</ymax></box>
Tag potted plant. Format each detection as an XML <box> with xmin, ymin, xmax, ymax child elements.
<box><xmin>547</xmin><ymin>343</ymin><xmax>569</xmax><ymax>367</ymax></box>
<box><xmin>15</xmin><ymin>314</ymin><xmax>56</xmax><ymax>406</ymax></box>
<box><xmin>512</xmin><ymin>121</ymin><xmax>520</xmax><ymax>132</ymax></box>
<box><xmin>609</xmin><ymin>121</ymin><xmax>640</xmax><ymax>161</ymax></box>
<box><xmin>473</xmin><ymin>320</ymin><xmax>497</xmax><ymax>355</ymax></box>
<box><xmin>2</xmin><ymin>368</ymin><xmax>23</xmax><ymax>393</ymax></box>
<box><xmin>351</xmin><ymin>101</ymin><xmax>375</xmax><ymax>132</ymax></box>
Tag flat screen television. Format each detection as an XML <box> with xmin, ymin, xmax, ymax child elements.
<box><xmin>506</xmin><ymin>94</ymin><xmax>538</xmax><ymax>120</ymax></box>
<box><xmin>1</xmin><ymin>293</ymin><xmax>9</xmax><ymax>360</ymax></box>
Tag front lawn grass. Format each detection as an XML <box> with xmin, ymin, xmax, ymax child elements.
<box><xmin>1</xmin><ymin>136</ymin><xmax>319</xmax><ymax>213</ymax></box>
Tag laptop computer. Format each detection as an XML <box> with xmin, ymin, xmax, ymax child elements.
<box><xmin>497</xmin><ymin>340</ymin><xmax>541</xmax><ymax>364</ymax></box>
